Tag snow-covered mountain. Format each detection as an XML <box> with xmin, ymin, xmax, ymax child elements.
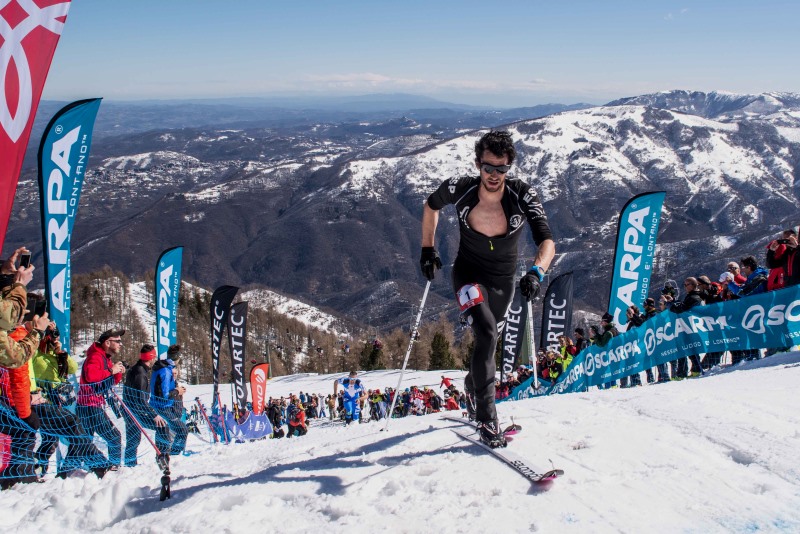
<box><xmin>7</xmin><ymin>91</ymin><xmax>799</xmax><ymax>326</ymax></box>
<box><xmin>5</xmin><ymin>354</ymin><xmax>800</xmax><ymax>532</ymax></box>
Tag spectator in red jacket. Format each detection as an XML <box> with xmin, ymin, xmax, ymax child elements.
<box><xmin>767</xmin><ymin>229</ymin><xmax>799</xmax><ymax>289</ymax></box>
<box><xmin>77</xmin><ymin>328</ymin><xmax>126</xmax><ymax>471</ymax></box>
<box><xmin>287</xmin><ymin>399</ymin><xmax>307</xmax><ymax>437</ymax></box>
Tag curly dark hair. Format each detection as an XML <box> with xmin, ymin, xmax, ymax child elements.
<box><xmin>475</xmin><ymin>130</ymin><xmax>515</xmax><ymax>164</ymax></box>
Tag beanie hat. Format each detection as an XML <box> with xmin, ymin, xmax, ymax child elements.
<box><xmin>139</xmin><ymin>347</ymin><xmax>156</xmax><ymax>361</ymax></box>
<box><xmin>601</xmin><ymin>312</ymin><xmax>613</xmax><ymax>323</ymax></box>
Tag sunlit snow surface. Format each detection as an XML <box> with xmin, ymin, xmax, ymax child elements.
<box><xmin>3</xmin><ymin>354</ymin><xmax>800</xmax><ymax>533</ymax></box>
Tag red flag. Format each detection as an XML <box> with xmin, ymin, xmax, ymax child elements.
<box><xmin>250</xmin><ymin>363</ymin><xmax>269</xmax><ymax>415</ymax></box>
<box><xmin>0</xmin><ymin>0</ymin><xmax>72</xmax><ymax>251</ymax></box>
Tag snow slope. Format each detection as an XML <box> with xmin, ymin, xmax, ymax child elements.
<box><xmin>3</xmin><ymin>356</ymin><xmax>800</xmax><ymax>533</ymax></box>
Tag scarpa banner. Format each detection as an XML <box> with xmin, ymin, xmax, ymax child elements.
<box><xmin>227</xmin><ymin>301</ymin><xmax>249</xmax><ymax>411</ymax></box>
<box><xmin>608</xmin><ymin>192</ymin><xmax>665</xmax><ymax>332</ymax></box>
<box><xmin>1</xmin><ymin>0</ymin><xmax>72</xmax><ymax>252</ymax></box>
<box><xmin>540</xmin><ymin>272</ymin><xmax>574</xmax><ymax>352</ymax></box>
<box><xmin>155</xmin><ymin>246</ymin><xmax>182</xmax><ymax>360</ymax></box>
<box><xmin>498</xmin><ymin>376</ymin><xmax>552</xmax><ymax>403</ymax></box>
<box><xmin>552</xmin><ymin>285</ymin><xmax>800</xmax><ymax>395</ymax></box>
<box><xmin>500</xmin><ymin>287</ymin><xmax>527</xmax><ymax>383</ymax></box>
<box><xmin>210</xmin><ymin>285</ymin><xmax>238</xmax><ymax>410</ymax></box>
<box><xmin>250</xmin><ymin>363</ymin><xmax>269</xmax><ymax>416</ymax></box>
<box><xmin>37</xmin><ymin>98</ymin><xmax>101</xmax><ymax>351</ymax></box>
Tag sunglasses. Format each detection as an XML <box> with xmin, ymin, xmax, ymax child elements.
<box><xmin>480</xmin><ymin>162</ymin><xmax>511</xmax><ymax>175</ymax></box>
<box><xmin>108</xmin><ymin>339</ymin><xmax>123</xmax><ymax>344</ymax></box>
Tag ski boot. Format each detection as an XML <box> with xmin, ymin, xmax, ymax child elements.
<box><xmin>477</xmin><ymin>419</ymin><xmax>507</xmax><ymax>449</ymax></box>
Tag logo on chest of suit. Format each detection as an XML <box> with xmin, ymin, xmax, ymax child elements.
<box><xmin>509</xmin><ymin>215</ymin><xmax>523</xmax><ymax>229</ymax></box>
<box><xmin>459</xmin><ymin>206</ymin><xmax>471</xmax><ymax>225</ymax></box>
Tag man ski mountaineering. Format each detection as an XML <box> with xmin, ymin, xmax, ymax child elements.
<box><xmin>334</xmin><ymin>370</ymin><xmax>365</xmax><ymax>424</ymax></box>
<box><xmin>420</xmin><ymin>130</ymin><xmax>555</xmax><ymax>448</ymax></box>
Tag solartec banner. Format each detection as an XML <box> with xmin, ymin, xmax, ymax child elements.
<box><xmin>210</xmin><ymin>285</ymin><xmax>238</xmax><ymax>409</ymax></box>
<box><xmin>552</xmin><ymin>285</ymin><xmax>800</xmax><ymax>395</ymax></box>
<box><xmin>1</xmin><ymin>0</ymin><xmax>72</xmax><ymax>251</ymax></box>
<box><xmin>37</xmin><ymin>98</ymin><xmax>101</xmax><ymax>352</ymax></box>
<box><xmin>500</xmin><ymin>287</ymin><xmax>527</xmax><ymax>382</ymax></box>
<box><xmin>540</xmin><ymin>272</ymin><xmax>574</xmax><ymax>351</ymax></box>
<box><xmin>227</xmin><ymin>301</ymin><xmax>249</xmax><ymax>411</ymax></box>
<box><xmin>155</xmin><ymin>247</ymin><xmax>183</xmax><ymax>360</ymax></box>
<box><xmin>608</xmin><ymin>192</ymin><xmax>665</xmax><ymax>332</ymax></box>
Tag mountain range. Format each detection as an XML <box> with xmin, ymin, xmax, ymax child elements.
<box><xmin>7</xmin><ymin>90</ymin><xmax>799</xmax><ymax>330</ymax></box>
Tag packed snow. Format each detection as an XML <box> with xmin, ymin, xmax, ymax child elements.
<box><xmin>3</xmin><ymin>354</ymin><xmax>800</xmax><ymax>533</ymax></box>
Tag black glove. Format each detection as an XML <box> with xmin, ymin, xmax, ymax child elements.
<box><xmin>419</xmin><ymin>247</ymin><xmax>442</xmax><ymax>280</ymax></box>
<box><xmin>520</xmin><ymin>267</ymin><xmax>544</xmax><ymax>301</ymax></box>
<box><xmin>22</xmin><ymin>410</ymin><xmax>41</xmax><ymax>430</ymax></box>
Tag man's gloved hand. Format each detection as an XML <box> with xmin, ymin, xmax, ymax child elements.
<box><xmin>23</xmin><ymin>410</ymin><xmax>41</xmax><ymax>430</ymax></box>
<box><xmin>419</xmin><ymin>247</ymin><xmax>442</xmax><ymax>280</ymax></box>
<box><xmin>520</xmin><ymin>266</ymin><xmax>545</xmax><ymax>301</ymax></box>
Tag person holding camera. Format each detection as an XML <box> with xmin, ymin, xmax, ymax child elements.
<box><xmin>767</xmin><ymin>229</ymin><xmax>799</xmax><ymax>290</ymax></box>
<box><xmin>29</xmin><ymin>326</ymin><xmax>107</xmax><ymax>477</ymax></box>
<box><xmin>1</xmin><ymin>247</ymin><xmax>47</xmax><ymax>371</ymax></box>
<box><xmin>77</xmin><ymin>328</ymin><xmax>126</xmax><ymax>472</ymax></box>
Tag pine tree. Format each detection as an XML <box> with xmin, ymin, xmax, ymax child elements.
<box><xmin>429</xmin><ymin>331</ymin><xmax>455</xmax><ymax>370</ymax></box>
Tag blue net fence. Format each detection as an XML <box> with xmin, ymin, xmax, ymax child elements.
<box><xmin>0</xmin><ymin>370</ymin><xmax>205</xmax><ymax>486</ymax></box>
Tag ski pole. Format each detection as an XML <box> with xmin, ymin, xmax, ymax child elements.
<box><xmin>382</xmin><ymin>280</ymin><xmax>431</xmax><ymax>432</ymax></box>
<box><xmin>527</xmin><ymin>298</ymin><xmax>539</xmax><ymax>390</ymax></box>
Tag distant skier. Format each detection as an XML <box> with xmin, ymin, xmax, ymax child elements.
<box><xmin>420</xmin><ymin>130</ymin><xmax>555</xmax><ymax>448</ymax></box>
<box><xmin>333</xmin><ymin>370</ymin><xmax>365</xmax><ymax>424</ymax></box>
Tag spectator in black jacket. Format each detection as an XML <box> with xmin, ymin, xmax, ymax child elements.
<box><xmin>642</xmin><ymin>297</ymin><xmax>669</xmax><ymax>383</ymax></box>
<box><xmin>573</xmin><ymin>328</ymin><xmax>588</xmax><ymax>354</ymax></box>
<box><xmin>122</xmin><ymin>345</ymin><xmax>167</xmax><ymax>466</ymax></box>
<box><xmin>625</xmin><ymin>305</ymin><xmax>647</xmax><ymax>385</ymax></box>
<box><xmin>663</xmin><ymin>278</ymin><xmax>705</xmax><ymax>378</ymax></box>
<box><xmin>696</xmin><ymin>275</ymin><xmax>725</xmax><ymax>368</ymax></box>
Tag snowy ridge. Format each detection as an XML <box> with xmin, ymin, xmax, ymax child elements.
<box><xmin>337</xmin><ymin>98</ymin><xmax>799</xmax><ymax>217</ymax></box>
<box><xmin>240</xmin><ymin>288</ymin><xmax>343</xmax><ymax>334</ymax></box>
<box><xmin>5</xmin><ymin>356</ymin><xmax>800</xmax><ymax>532</ymax></box>
<box><xmin>100</xmin><ymin>151</ymin><xmax>202</xmax><ymax>171</ymax></box>
<box><xmin>124</xmin><ymin>280</ymin><xmax>341</xmax><ymax>338</ymax></box>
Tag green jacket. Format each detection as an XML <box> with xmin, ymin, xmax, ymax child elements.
<box><xmin>32</xmin><ymin>348</ymin><xmax>77</xmax><ymax>387</ymax></box>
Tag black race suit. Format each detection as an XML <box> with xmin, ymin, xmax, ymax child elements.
<box><xmin>426</xmin><ymin>175</ymin><xmax>552</xmax><ymax>423</ymax></box>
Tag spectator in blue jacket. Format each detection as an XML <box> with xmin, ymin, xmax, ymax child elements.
<box><xmin>730</xmin><ymin>256</ymin><xmax>768</xmax><ymax>297</ymax></box>
<box><xmin>149</xmin><ymin>345</ymin><xmax>188</xmax><ymax>455</ymax></box>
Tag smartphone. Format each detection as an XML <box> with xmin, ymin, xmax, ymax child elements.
<box><xmin>19</xmin><ymin>253</ymin><xmax>31</xmax><ymax>268</ymax></box>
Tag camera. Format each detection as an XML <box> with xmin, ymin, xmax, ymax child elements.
<box><xmin>19</xmin><ymin>253</ymin><xmax>31</xmax><ymax>268</ymax></box>
<box><xmin>777</xmin><ymin>238</ymin><xmax>790</xmax><ymax>245</ymax></box>
<box><xmin>44</xmin><ymin>325</ymin><xmax>60</xmax><ymax>340</ymax></box>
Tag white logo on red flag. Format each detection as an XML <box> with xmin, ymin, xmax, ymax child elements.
<box><xmin>0</xmin><ymin>0</ymin><xmax>70</xmax><ymax>142</ymax></box>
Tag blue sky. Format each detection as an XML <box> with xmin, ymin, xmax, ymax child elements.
<box><xmin>42</xmin><ymin>0</ymin><xmax>800</xmax><ymax>107</ymax></box>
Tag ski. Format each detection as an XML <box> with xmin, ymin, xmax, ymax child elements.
<box><xmin>451</xmin><ymin>428</ymin><xmax>563</xmax><ymax>483</ymax></box>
